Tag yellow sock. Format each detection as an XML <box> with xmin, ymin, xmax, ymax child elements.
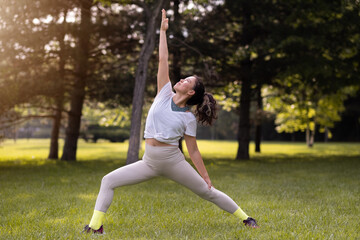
<box><xmin>233</xmin><ymin>208</ymin><xmax>249</xmax><ymax>221</ymax></box>
<box><xmin>89</xmin><ymin>210</ymin><xmax>105</xmax><ymax>230</ymax></box>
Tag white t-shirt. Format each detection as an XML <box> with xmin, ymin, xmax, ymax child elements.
<box><xmin>144</xmin><ymin>82</ymin><xmax>197</xmax><ymax>145</ymax></box>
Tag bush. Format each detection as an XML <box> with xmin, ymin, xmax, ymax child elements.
<box><xmin>31</xmin><ymin>128</ymin><xmax>52</xmax><ymax>138</ymax></box>
<box><xmin>81</xmin><ymin>125</ymin><xmax>130</xmax><ymax>143</ymax></box>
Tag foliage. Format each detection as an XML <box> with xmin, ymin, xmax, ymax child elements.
<box><xmin>79</xmin><ymin>102</ymin><xmax>132</xmax><ymax>142</ymax></box>
<box><xmin>82</xmin><ymin>102</ymin><xmax>131</xmax><ymax>128</ymax></box>
<box><xmin>316</xmin><ymin>86</ymin><xmax>359</xmax><ymax>133</ymax></box>
<box><xmin>1</xmin><ymin>0</ymin><xmax>360</xmax><ymax>160</ymax></box>
<box><xmin>0</xmin><ymin>0</ymin><xmax>63</xmax><ymax>116</ymax></box>
<box><xmin>213</xmin><ymin>81</ymin><xmax>241</xmax><ymax>112</ymax></box>
<box><xmin>264</xmin><ymin>76</ymin><xmax>359</xmax><ymax>139</ymax></box>
<box><xmin>273</xmin><ymin>0</ymin><xmax>360</xmax><ymax>92</ymax></box>
<box><xmin>0</xmin><ymin>0</ymin><xmax>139</xmax><ymax>120</ymax></box>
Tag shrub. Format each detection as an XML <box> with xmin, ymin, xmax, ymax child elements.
<box><xmin>81</xmin><ymin>125</ymin><xmax>130</xmax><ymax>143</ymax></box>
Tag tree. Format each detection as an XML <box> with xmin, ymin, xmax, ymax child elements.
<box><xmin>201</xmin><ymin>0</ymin><xmax>277</xmax><ymax>160</ymax></box>
<box><xmin>0</xmin><ymin>0</ymin><xmax>72</xmax><ymax>141</ymax></box>
<box><xmin>264</xmin><ymin>77</ymin><xmax>359</xmax><ymax>146</ymax></box>
<box><xmin>61</xmin><ymin>0</ymin><xmax>92</xmax><ymax>161</ymax></box>
<box><xmin>61</xmin><ymin>1</ymin><xmax>142</xmax><ymax>160</ymax></box>
<box><xmin>171</xmin><ymin>0</ymin><xmax>184</xmax><ymax>152</ymax></box>
<box><xmin>1</xmin><ymin>0</ymin><xmax>141</xmax><ymax>161</ymax></box>
<box><xmin>126</xmin><ymin>0</ymin><xmax>170</xmax><ymax>164</ymax></box>
<box><xmin>261</xmin><ymin>0</ymin><xmax>360</xmax><ymax>146</ymax></box>
<box><xmin>197</xmin><ymin>0</ymin><xmax>360</xmax><ymax>159</ymax></box>
<box><xmin>48</xmin><ymin>7</ymin><xmax>70</xmax><ymax>159</ymax></box>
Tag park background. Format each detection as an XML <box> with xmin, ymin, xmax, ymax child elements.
<box><xmin>0</xmin><ymin>0</ymin><xmax>359</xmax><ymax>239</ymax></box>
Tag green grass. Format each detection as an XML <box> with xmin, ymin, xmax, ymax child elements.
<box><xmin>0</xmin><ymin>139</ymin><xmax>359</xmax><ymax>239</ymax></box>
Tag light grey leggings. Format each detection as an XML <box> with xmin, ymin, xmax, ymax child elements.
<box><xmin>94</xmin><ymin>144</ymin><xmax>239</xmax><ymax>214</ymax></box>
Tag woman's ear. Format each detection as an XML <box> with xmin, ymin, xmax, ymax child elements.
<box><xmin>187</xmin><ymin>89</ymin><xmax>195</xmax><ymax>96</ymax></box>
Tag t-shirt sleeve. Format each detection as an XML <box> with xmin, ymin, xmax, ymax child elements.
<box><xmin>185</xmin><ymin>118</ymin><xmax>197</xmax><ymax>137</ymax></box>
<box><xmin>155</xmin><ymin>81</ymin><xmax>173</xmax><ymax>101</ymax></box>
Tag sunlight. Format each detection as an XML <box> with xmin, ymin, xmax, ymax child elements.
<box><xmin>32</xmin><ymin>18</ymin><xmax>40</xmax><ymax>25</ymax></box>
<box><xmin>65</xmin><ymin>9</ymin><xmax>78</xmax><ymax>23</ymax></box>
<box><xmin>77</xmin><ymin>193</ymin><xmax>97</xmax><ymax>201</ymax></box>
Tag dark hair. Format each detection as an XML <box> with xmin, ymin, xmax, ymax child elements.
<box><xmin>186</xmin><ymin>75</ymin><xmax>217</xmax><ymax>126</ymax></box>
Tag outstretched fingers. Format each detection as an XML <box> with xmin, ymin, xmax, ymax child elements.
<box><xmin>161</xmin><ymin>9</ymin><xmax>169</xmax><ymax>31</ymax></box>
<box><xmin>162</xmin><ymin>9</ymin><xmax>167</xmax><ymax>20</ymax></box>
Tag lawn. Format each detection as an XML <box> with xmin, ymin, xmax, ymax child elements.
<box><xmin>0</xmin><ymin>139</ymin><xmax>359</xmax><ymax>239</ymax></box>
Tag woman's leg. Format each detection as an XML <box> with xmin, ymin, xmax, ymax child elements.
<box><xmin>162</xmin><ymin>158</ymin><xmax>241</xmax><ymax>214</ymax></box>
<box><xmin>94</xmin><ymin>160</ymin><xmax>158</xmax><ymax>212</ymax></box>
<box><xmin>89</xmin><ymin>160</ymin><xmax>158</xmax><ymax>230</ymax></box>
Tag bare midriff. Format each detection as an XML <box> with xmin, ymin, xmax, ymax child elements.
<box><xmin>145</xmin><ymin>138</ymin><xmax>174</xmax><ymax>147</ymax></box>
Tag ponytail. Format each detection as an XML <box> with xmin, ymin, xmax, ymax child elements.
<box><xmin>186</xmin><ymin>75</ymin><xmax>218</xmax><ymax>126</ymax></box>
<box><xmin>195</xmin><ymin>92</ymin><xmax>217</xmax><ymax>126</ymax></box>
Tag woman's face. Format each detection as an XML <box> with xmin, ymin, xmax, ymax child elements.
<box><xmin>174</xmin><ymin>76</ymin><xmax>196</xmax><ymax>96</ymax></box>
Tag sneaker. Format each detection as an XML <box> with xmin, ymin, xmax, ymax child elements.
<box><xmin>243</xmin><ymin>217</ymin><xmax>259</xmax><ymax>228</ymax></box>
<box><xmin>83</xmin><ymin>224</ymin><xmax>104</xmax><ymax>234</ymax></box>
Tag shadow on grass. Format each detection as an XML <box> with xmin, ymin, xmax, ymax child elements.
<box><xmin>1</xmin><ymin>152</ymin><xmax>359</xmax><ymax>172</ymax></box>
<box><xmin>200</xmin><ymin>154</ymin><xmax>360</xmax><ymax>180</ymax></box>
<box><xmin>0</xmin><ymin>159</ymin><xmax>127</xmax><ymax>182</ymax></box>
<box><xmin>204</xmin><ymin>154</ymin><xmax>360</xmax><ymax>164</ymax></box>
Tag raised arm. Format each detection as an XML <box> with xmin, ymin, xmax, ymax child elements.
<box><xmin>157</xmin><ymin>9</ymin><xmax>170</xmax><ymax>93</ymax></box>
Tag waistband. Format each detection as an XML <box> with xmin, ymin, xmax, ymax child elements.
<box><xmin>143</xmin><ymin>143</ymin><xmax>183</xmax><ymax>163</ymax></box>
<box><xmin>145</xmin><ymin>143</ymin><xmax>178</xmax><ymax>149</ymax></box>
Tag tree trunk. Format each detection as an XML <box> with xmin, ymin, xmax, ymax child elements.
<box><xmin>173</xmin><ymin>0</ymin><xmax>183</xmax><ymax>152</ymax></box>
<box><xmin>306</xmin><ymin>125</ymin><xmax>310</xmax><ymax>147</ymax></box>
<box><xmin>178</xmin><ymin>138</ymin><xmax>183</xmax><ymax>153</ymax></box>
<box><xmin>324</xmin><ymin>126</ymin><xmax>329</xmax><ymax>142</ymax></box>
<box><xmin>126</xmin><ymin>0</ymin><xmax>168</xmax><ymax>165</ymax></box>
<box><xmin>236</xmin><ymin>60</ymin><xmax>252</xmax><ymax>160</ymax></box>
<box><xmin>61</xmin><ymin>1</ymin><xmax>91</xmax><ymax>161</ymax></box>
<box><xmin>172</xmin><ymin>0</ymin><xmax>181</xmax><ymax>83</ymax></box>
<box><xmin>236</xmin><ymin>2</ymin><xmax>252</xmax><ymax>161</ymax></box>
<box><xmin>48</xmin><ymin>97</ymin><xmax>63</xmax><ymax>159</ymax></box>
<box><xmin>48</xmin><ymin>10</ymin><xmax>67</xmax><ymax>160</ymax></box>
<box><xmin>255</xmin><ymin>84</ymin><xmax>262</xmax><ymax>153</ymax></box>
<box><xmin>309</xmin><ymin>124</ymin><xmax>315</xmax><ymax>147</ymax></box>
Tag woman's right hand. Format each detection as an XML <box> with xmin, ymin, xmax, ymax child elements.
<box><xmin>203</xmin><ymin>175</ymin><xmax>213</xmax><ymax>190</ymax></box>
<box><xmin>161</xmin><ymin>9</ymin><xmax>168</xmax><ymax>31</ymax></box>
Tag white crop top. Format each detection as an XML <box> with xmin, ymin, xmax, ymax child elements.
<box><xmin>144</xmin><ymin>82</ymin><xmax>197</xmax><ymax>145</ymax></box>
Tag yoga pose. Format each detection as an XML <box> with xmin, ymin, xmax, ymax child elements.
<box><xmin>84</xmin><ymin>9</ymin><xmax>258</xmax><ymax>234</ymax></box>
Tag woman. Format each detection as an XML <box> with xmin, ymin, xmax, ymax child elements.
<box><xmin>84</xmin><ymin>9</ymin><xmax>258</xmax><ymax>234</ymax></box>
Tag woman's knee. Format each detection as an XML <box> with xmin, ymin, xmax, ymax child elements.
<box><xmin>101</xmin><ymin>174</ymin><xmax>113</xmax><ymax>188</ymax></box>
<box><xmin>197</xmin><ymin>186</ymin><xmax>217</xmax><ymax>201</ymax></box>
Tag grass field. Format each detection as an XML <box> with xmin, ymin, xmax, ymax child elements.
<box><xmin>0</xmin><ymin>139</ymin><xmax>359</xmax><ymax>239</ymax></box>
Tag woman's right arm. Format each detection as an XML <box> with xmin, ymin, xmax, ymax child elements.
<box><xmin>184</xmin><ymin>134</ymin><xmax>213</xmax><ymax>189</ymax></box>
<box><xmin>157</xmin><ymin>9</ymin><xmax>170</xmax><ymax>93</ymax></box>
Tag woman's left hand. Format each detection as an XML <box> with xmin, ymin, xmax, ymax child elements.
<box><xmin>161</xmin><ymin>9</ymin><xmax>168</xmax><ymax>31</ymax></box>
